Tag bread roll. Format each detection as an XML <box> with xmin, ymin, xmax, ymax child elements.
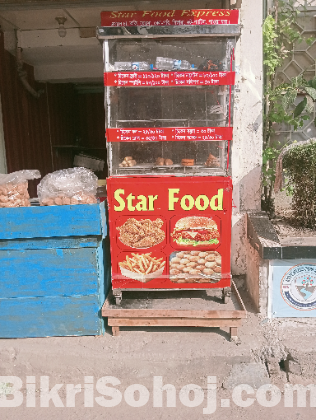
<box><xmin>156</xmin><ymin>157</ymin><xmax>164</xmax><ymax>166</ymax></box>
<box><xmin>164</xmin><ymin>158</ymin><xmax>173</xmax><ymax>166</ymax></box>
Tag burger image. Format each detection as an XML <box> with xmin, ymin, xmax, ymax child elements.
<box><xmin>171</xmin><ymin>216</ymin><xmax>219</xmax><ymax>247</ymax></box>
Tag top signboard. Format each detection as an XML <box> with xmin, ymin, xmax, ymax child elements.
<box><xmin>101</xmin><ymin>9</ymin><xmax>239</xmax><ymax>27</ymax></box>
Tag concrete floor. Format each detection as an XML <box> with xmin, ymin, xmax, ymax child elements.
<box><xmin>0</xmin><ymin>288</ymin><xmax>315</xmax><ymax>419</ymax></box>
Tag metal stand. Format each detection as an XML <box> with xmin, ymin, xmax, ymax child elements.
<box><xmin>113</xmin><ymin>289</ymin><xmax>122</xmax><ymax>305</ymax></box>
<box><xmin>222</xmin><ymin>287</ymin><xmax>231</xmax><ymax>304</ymax></box>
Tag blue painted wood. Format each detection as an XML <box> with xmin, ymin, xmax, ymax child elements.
<box><xmin>0</xmin><ymin>248</ymin><xmax>100</xmax><ymax>299</ymax></box>
<box><xmin>96</xmin><ymin>238</ymin><xmax>111</xmax><ymax>311</ymax></box>
<box><xmin>0</xmin><ymin>295</ymin><xmax>103</xmax><ymax>337</ymax></box>
<box><xmin>0</xmin><ymin>201</ymin><xmax>107</xmax><ymax>240</ymax></box>
<box><xmin>0</xmin><ymin>236</ymin><xmax>99</xmax><ymax>250</ymax></box>
<box><xmin>0</xmin><ymin>200</ymin><xmax>108</xmax><ymax>337</ymax></box>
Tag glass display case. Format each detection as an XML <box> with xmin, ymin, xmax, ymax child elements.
<box><xmin>98</xmin><ymin>15</ymin><xmax>239</xmax><ymax>177</ymax></box>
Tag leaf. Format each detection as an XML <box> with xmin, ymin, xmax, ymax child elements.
<box><xmin>306</xmin><ymin>95</ymin><xmax>314</xmax><ymax>114</ymax></box>
<box><xmin>312</xmin><ymin>78</ymin><xmax>316</xmax><ymax>90</ymax></box>
<box><xmin>282</xmin><ymin>89</ymin><xmax>297</xmax><ymax>110</ymax></box>
<box><xmin>314</xmin><ymin>117</ymin><xmax>316</xmax><ymax>127</ymax></box>
<box><xmin>305</xmin><ymin>87</ymin><xmax>316</xmax><ymax>101</ymax></box>
<box><xmin>294</xmin><ymin>97</ymin><xmax>307</xmax><ymax>117</ymax></box>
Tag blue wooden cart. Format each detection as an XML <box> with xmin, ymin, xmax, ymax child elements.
<box><xmin>0</xmin><ymin>202</ymin><xmax>109</xmax><ymax>338</ymax></box>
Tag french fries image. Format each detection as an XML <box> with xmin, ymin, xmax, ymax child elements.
<box><xmin>119</xmin><ymin>253</ymin><xmax>166</xmax><ymax>282</ymax></box>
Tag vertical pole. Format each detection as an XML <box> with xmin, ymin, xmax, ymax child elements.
<box><xmin>0</xmin><ymin>93</ymin><xmax>7</xmax><ymax>174</ymax></box>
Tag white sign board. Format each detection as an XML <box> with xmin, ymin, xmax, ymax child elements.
<box><xmin>271</xmin><ymin>260</ymin><xmax>316</xmax><ymax>318</ymax></box>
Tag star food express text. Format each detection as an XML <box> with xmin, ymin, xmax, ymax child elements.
<box><xmin>113</xmin><ymin>188</ymin><xmax>223</xmax><ymax>212</ymax></box>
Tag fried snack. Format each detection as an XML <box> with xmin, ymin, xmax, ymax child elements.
<box><xmin>164</xmin><ymin>159</ymin><xmax>173</xmax><ymax>166</ymax></box>
<box><xmin>169</xmin><ymin>250</ymin><xmax>221</xmax><ymax>284</ymax></box>
<box><xmin>0</xmin><ymin>182</ymin><xmax>31</xmax><ymax>208</ymax></box>
<box><xmin>119</xmin><ymin>156</ymin><xmax>137</xmax><ymax>168</ymax></box>
<box><xmin>41</xmin><ymin>192</ymin><xmax>97</xmax><ymax>206</ymax></box>
<box><xmin>156</xmin><ymin>157</ymin><xmax>165</xmax><ymax>166</ymax></box>
<box><xmin>119</xmin><ymin>252</ymin><xmax>166</xmax><ymax>275</ymax></box>
<box><xmin>181</xmin><ymin>159</ymin><xmax>195</xmax><ymax>166</ymax></box>
<box><xmin>155</xmin><ymin>158</ymin><xmax>174</xmax><ymax>166</ymax></box>
<box><xmin>117</xmin><ymin>218</ymin><xmax>165</xmax><ymax>248</ymax></box>
<box><xmin>205</xmin><ymin>153</ymin><xmax>220</xmax><ymax>168</ymax></box>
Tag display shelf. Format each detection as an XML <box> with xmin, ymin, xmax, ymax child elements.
<box><xmin>113</xmin><ymin>163</ymin><xmax>227</xmax><ymax>177</ymax></box>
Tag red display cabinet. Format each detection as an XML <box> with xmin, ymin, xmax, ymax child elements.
<box><xmin>98</xmin><ymin>9</ymin><xmax>240</xmax><ymax>297</ymax></box>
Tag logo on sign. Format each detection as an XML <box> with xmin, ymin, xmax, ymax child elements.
<box><xmin>281</xmin><ymin>264</ymin><xmax>316</xmax><ymax>311</ymax></box>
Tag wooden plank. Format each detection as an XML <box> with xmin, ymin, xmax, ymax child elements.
<box><xmin>0</xmin><ymin>295</ymin><xmax>104</xmax><ymax>338</ymax></box>
<box><xmin>112</xmin><ymin>326</ymin><xmax>120</xmax><ymax>336</ymax></box>
<box><xmin>231</xmin><ymin>281</ymin><xmax>247</xmax><ymax>314</ymax></box>
<box><xmin>0</xmin><ymin>202</ymin><xmax>106</xmax><ymax>240</ymax></box>
<box><xmin>103</xmin><ymin>307</ymin><xmax>245</xmax><ymax>319</ymax></box>
<box><xmin>108</xmin><ymin>317</ymin><xmax>241</xmax><ymax>328</ymax></box>
<box><xmin>0</xmin><ymin>236</ymin><xmax>99</xmax><ymax>251</ymax></box>
<box><xmin>0</xmin><ymin>248</ymin><xmax>100</xmax><ymax>298</ymax></box>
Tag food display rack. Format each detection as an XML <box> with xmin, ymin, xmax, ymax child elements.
<box><xmin>98</xmin><ymin>9</ymin><xmax>242</xmax><ymax>310</ymax></box>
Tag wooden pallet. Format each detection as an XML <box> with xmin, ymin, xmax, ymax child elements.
<box><xmin>102</xmin><ymin>281</ymin><xmax>246</xmax><ymax>339</ymax></box>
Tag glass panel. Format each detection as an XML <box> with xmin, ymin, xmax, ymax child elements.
<box><xmin>106</xmin><ymin>38</ymin><xmax>234</xmax><ymax>72</ymax></box>
<box><xmin>104</xmin><ymin>36</ymin><xmax>234</xmax><ymax>176</ymax></box>
<box><xmin>108</xmin><ymin>141</ymin><xmax>227</xmax><ymax>176</ymax></box>
<box><xmin>108</xmin><ymin>86</ymin><xmax>229</xmax><ymax>128</ymax></box>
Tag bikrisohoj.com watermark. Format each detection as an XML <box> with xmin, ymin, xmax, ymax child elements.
<box><xmin>0</xmin><ymin>376</ymin><xmax>316</xmax><ymax>411</ymax></box>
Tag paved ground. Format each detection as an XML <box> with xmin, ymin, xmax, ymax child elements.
<box><xmin>0</xmin><ymin>287</ymin><xmax>315</xmax><ymax>419</ymax></box>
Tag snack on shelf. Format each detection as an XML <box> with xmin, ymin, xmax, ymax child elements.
<box><xmin>119</xmin><ymin>156</ymin><xmax>137</xmax><ymax>167</ymax></box>
<box><xmin>119</xmin><ymin>252</ymin><xmax>166</xmax><ymax>283</ymax></box>
<box><xmin>169</xmin><ymin>250</ymin><xmax>221</xmax><ymax>283</ymax></box>
<box><xmin>155</xmin><ymin>157</ymin><xmax>165</xmax><ymax>166</ymax></box>
<box><xmin>37</xmin><ymin>167</ymin><xmax>98</xmax><ymax>206</ymax></box>
<box><xmin>0</xmin><ymin>170</ymin><xmax>41</xmax><ymax>208</ymax></box>
<box><xmin>181</xmin><ymin>159</ymin><xmax>195</xmax><ymax>167</ymax></box>
<box><xmin>164</xmin><ymin>159</ymin><xmax>173</xmax><ymax>166</ymax></box>
<box><xmin>198</xmin><ymin>59</ymin><xmax>223</xmax><ymax>71</ymax></box>
<box><xmin>41</xmin><ymin>192</ymin><xmax>97</xmax><ymax>206</ymax></box>
<box><xmin>117</xmin><ymin>218</ymin><xmax>165</xmax><ymax>248</ymax></box>
<box><xmin>155</xmin><ymin>157</ymin><xmax>174</xmax><ymax>166</ymax></box>
<box><xmin>205</xmin><ymin>153</ymin><xmax>220</xmax><ymax>168</ymax></box>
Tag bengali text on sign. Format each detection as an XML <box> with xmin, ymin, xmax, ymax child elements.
<box><xmin>104</xmin><ymin>71</ymin><xmax>235</xmax><ymax>87</ymax></box>
<box><xmin>106</xmin><ymin>127</ymin><xmax>233</xmax><ymax>142</ymax></box>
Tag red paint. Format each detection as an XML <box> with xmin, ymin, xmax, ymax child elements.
<box><xmin>107</xmin><ymin>176</ymin><xmax>232</xmax><ymax>290</ymax></box>
<box><xmin>101</xmin><ymin>9</ymin><xmax>239</xmax><ymax>27</ymax></box>
<box><xmin>106</xmin><ymin>127</ymin><xmax>233</xmax><ymax>142</ymax></box>
<box><xmin>104</xmin><ymin>71</ymin><xmax>235</xmax><ymax>87</ymax></box>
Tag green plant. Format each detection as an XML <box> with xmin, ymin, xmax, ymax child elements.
<box><xmin>283</xmin><ymin>141</ymin><xmax>316</xmax><ymax>227</ymax></box>
<box><xmin>263</xmin><ymin>0</ymin><xmax>315</xmax><ymax>214</ymax></box>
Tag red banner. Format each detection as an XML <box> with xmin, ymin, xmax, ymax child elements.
<box><xmin>106</xmin><ymin>127</ymin><xmax>233</xmax><ymax>142</ymax></box>
<box><xmin>104</xmin><ymin>71</ymin><xmax>235</xmax><ymax>87</ymax></box>
<box><xmin>106</xmin><ymin>176</ymin><xmax>232</xmax><ymax>290</ymax></box>
<box><xmin>101</xmin><ymin>9</ymin><xmax>239</xmax><ymax>26</ymax></box>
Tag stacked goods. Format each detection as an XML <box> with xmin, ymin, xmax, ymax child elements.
<box><xmin>205</xmin><ymin>153</ymin><xmax>220</xmax><ymax>168</ymax></box>
<box><xmin>40</xmin><ymin>192</ymin><xmax>97</xmax><ymax>206</ymax></box>
<box><xmin>155</xmin><ymin>157</ymin><xmax>173</xmax><ymax>166</ymax></box>
<box><xmin>181</xmin><ymin>159</ymin><xmax>195</xmax><ymax>166</ymax></box>
<box><xmin>37</xmin><ymin>168</ymin><xmax>98</xmax><ymax>206</ymax></box>
<box><xmin>119</xmin><ymin>156</ymin><xmax>137</xmax><ymax>167</ymax></box>
<box><xmin>0</xmin><ymin>170</ymin><xmax>41</xmax><ymax>208</ymax></box>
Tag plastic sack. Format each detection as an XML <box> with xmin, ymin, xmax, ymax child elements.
<box><xmin>0</xmin><ymin>170</ymin><xmax>41</xmax><ymax>208</ymax></box>
<box><xmin>37</xmin><ymin>167</ymin><xmax>98</xmax><ymax>206</ymax></box>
